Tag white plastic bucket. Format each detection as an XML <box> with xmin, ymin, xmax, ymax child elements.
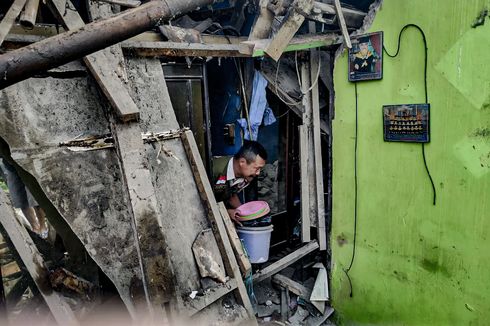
<box><xmin>236</xmin><ymin>225</ymin><xmax>273</xmax><ymax>263</ymax></box>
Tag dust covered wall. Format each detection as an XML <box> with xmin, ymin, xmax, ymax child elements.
<box><xmin>330</xmin><ymin>0</ymin><xmax>490</xmax><ymax>324</ymax></box>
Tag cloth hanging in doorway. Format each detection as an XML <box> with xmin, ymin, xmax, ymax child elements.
<box><xmin>237</xmin><ymin>70</ymin><xmax>276</xmax><ymax>141</ymax></box>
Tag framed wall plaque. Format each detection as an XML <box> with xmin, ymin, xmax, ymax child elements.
<box><xmin>383</xmin><ymin>104</ymin><xmax>430</xmax><ymax>143</ymax></box>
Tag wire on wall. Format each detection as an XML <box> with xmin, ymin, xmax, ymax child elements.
<box><xmin>383</xmin><ymin>24</ymin><xmax>436</xmax><ymax>206</ymax></box>
<box><xmin>343</xmin><ymin>24</ymin><xmax>437</xmax><ymax>299</ymax></box>
<box><xmin>343</xmin><ymin>81</ymin><xmax>359</xmax><ymax>298</ymax></box>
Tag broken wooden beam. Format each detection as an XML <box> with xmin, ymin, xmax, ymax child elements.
<box><xmin>309</xmin><ymin>44</ymin><xmax>327</xmax><ymax>251</ymax></box>
<box><xmin>333</xmin><ymin>0</ymin><xmax>352</xmax><ymax>49</ymax></box>
<box><xmin>121</xmin><ymin>41</ymin><xmax>248</xmax><ymax>58</ymax></box>
<box><xmin>186</xmin><ymin>278</ymin><xmax>238</xmax><ymax>316</ymax></box>
<box><xmin>0</xmin><ymin>190</ymin><xmax>78</xmax><ymax>325</ymax></box>
<box><xmin>272</xmin><ymin>274</ymin><xmax>312</xmax><ymax>300</ymax></box>
<box><xmin>218</xmin><ymin>202</ymin><xmax>252</xmax><ymax>277</ymax></box>
<box><xmin>253</xmin><ymin>241</ymin><xmax>319</xmax><ymax>283</ymax></box>
<box><xmin>264</xmin><ymin>0</ymin><xmax>314</xmax><ymax>61</ymax></box>
<box><xmin>0</xmin><ymin>0</ymin><xmax>27</xmax><ymax>47</ymax></box>
<box><xmin>0</xmin><ymin>0</ymin><xmax>218</xmax><ymax>89</ymax></box>
<box><xmin>96</xmin><ymin>0</ymin><xmax>141</xmax><ymax>8</ymax></box>
<box><xmin>313</xmin><ymin>1</ymin><xmax>366</xmax><ymax>27</ymax></box>
<box><xmin>19</xmin><ymin>0</ymin><xmax>40</xmax><ymax>29</ymax></box>
<box><xmin>1</xmin><ymin>261</ymin><xmax>21</xmax><ymax>279</ymax></box>
<box><xmin>240</xmin><ymin>34</ymin><xmax>338</xmax><ymax>57</ymax></box>
<box><xmin>299</xmin><ymin>124</ymin><xmax>311</xmax><ymax>243</ymax></box>
<box><xmin>4</xmin><ymin>25</ymin><xmax>246</xmax><ymax>45</ymax></box>
<box><xmin>248</xmin><ymin>0</ymin><xmax>274</xmax><ymax>41</ymax></box>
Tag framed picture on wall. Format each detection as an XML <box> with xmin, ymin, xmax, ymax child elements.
<box><xmin>383</xmin><ymin>104</ymin><xmax>430</xmax><ymax>143</ymax></box>
<box><xmin>348</xmin><ymin>31</ymin><xmax>383</xmax><ymax>82</ymax></box>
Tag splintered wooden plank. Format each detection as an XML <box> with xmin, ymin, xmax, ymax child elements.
<box><xmin>19</xmin><ymin>0</ymin><xmax>40</xmax><ymax>29</ymax></box>
<box><xmin>218</xmin><ymin>202</ymin><xmax>252</xmax><ymax>277</ymax></box>
<box><xmin>181</xmin><ymin>130</ymin><xmax>256</xmax><ymax>323</ymax></box>
<box><xmin>0</xmin><ymin>0</ymin><xmax>27</xmax><ymax>46</ymax></box>
<box><xmin>299</xmin><ymin>124</ymin><xmax>310</xmax><ymax>243</ymax></box>
<box><xmin>333</xmin><ymin>0</ymin><xmax>352</xmax><ymax>48</ymax></box>
<box><xmin>0</xmin><ymin>190</ymin><xmax>78</xmax><ymax>325</ymax></box>
<box><xmin>1</xmin><ymin>261</ymin><xmax>21</xmax><ymax>278</ymax></box>
<box><xmin>241</xmin><ymin>34</ymin><xmax>338</xmax><ymax>57</ymax></box>
<box><xmin>186</xmin><ymin>278</ymin><xmax>238</xmax><ymax>316</ymax></box>
<box><xmin>46</xmin><ymin>0</ymin><xmax>140</xmax><ymax>122</ymax></box>
<box><xmin>272</xmin><ymin>274</ymin><xmax>312</xmax><ymax>300</ymax></box>
<box><xmin>248</xmin><ymin>0</ymin><xmax>274</xmax><ymax>40</ymax></box>
<box><xmin>253</xmin><ymin>241</ymin><xmax>319</xmax><ymax>283</ymax></box>
<box><xmin>96</xmin><ymin>0</ymin><xmax>141</xmax><ymax>8</ymax></box>
<box><xmin>264</xmin><ymin>0</ymin><xmax>314</xmax><ymax>61</ymax></box>
<box><xmin>264</xmin><ymin>10</ymin><xmax>305</xmax><ymax>61</ymax></box>
<box><xmin>121</xmin><ymin>41</ymin><xmax>247</xmax><ymax>58</ymax></box>
<box><xmin>300</xmin><ymin>59</ymin><xmax>318</xmax><ymax>230</ymax></box>
<box><xmin>310</xmin><ymin>46</ymin><xmax>326</xmax><ymax>251</ymax></box>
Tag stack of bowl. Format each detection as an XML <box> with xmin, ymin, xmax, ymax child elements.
<box><xmin>235</xmin><ymin>201</ymin><xmax>273</xmax><ymax>263</ymax></box>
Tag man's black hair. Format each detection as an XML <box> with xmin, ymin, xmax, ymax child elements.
<box><xmin>234</xmin><ymin>141</ymin><xmax>267</xmax><ymax>163</ymax></box>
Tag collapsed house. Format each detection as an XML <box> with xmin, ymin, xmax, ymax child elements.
<box><xmin>0</xmin><ymin>0</ymin><xmax>432</xmax><ymax>324</ymax></box>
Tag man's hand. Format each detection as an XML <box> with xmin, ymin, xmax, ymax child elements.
<box><xmin>227</xmin><ymin>208</ymin><xmax>242</xmax><ymax>226</ymax></box>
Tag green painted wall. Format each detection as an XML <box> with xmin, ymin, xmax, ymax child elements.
<box><xmin>331</xmin><ymin>0</ymin><xmax>490</xmax><ymax>325</ymax></box>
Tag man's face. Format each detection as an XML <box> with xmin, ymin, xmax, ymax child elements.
<box><xmin>238</xmin><ymin>155</ymin><xmax>266</xmax><ymax>182</ymax></box>
<box><xmin>359</xmin><ymin>42</ymin><xmax>369</xmax><ymax>56</ymax></box>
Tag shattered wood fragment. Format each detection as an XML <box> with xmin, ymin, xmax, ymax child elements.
<box><xmin>0</xmin><ymin>0</ymin><xmax>27</xmax><ymax>47</ymax></box>
<box><xmin>49</xmin><ymin>267</ymin><xmax>95</xmax><ymax>299</ymax></box>
<box><xmin>300</xmin><ymin>58</ymin><xmax>318</xmax><ymax>230</ymax></box>
<box><xmin>272</xmin><ymin>274</ymin><xmax>312</xmax><ymax>300</ymax></box>
<box><xmin>59</xmin><ymin>134</ymin><xmax>114</xmax><ymax>151</ymax></box>
<box><xmin>95</xmin><ymin>0</ymin><xmax>141</xmax><ymax>8</ymax></box>
<box><xmin>19</xmin><ymin>0</ymin><xmax>40</xmax><ymax>29</ymax></box>
<box><xmin>309</xmin><ymin>44</ymin><xmax>327</xmax><ymax>250</ymax></box>
<box><xmin>299</xmin><ymin>124</ymin><xmax>311</xmax><ymax>242</ymax></box>
<box><xmin>0</xmin><ymin>190</ymin><xmax>78</xmax><ymax>325</ymax></box>
<box><xmin>186</xmin><ymin>278</ymin><xmax>238</xmax><ymax>316</ymax></box>
<box><xmin>159</xmin><ymin>25</ymin><xmax>202</xmax><ymax>43</ymax></box>
<box><xmin>58</xmin><ymin>129</ymin><xmax>190</xmax><ymax>151</ymax></box>
<box><xmin>313</xmin><ymin>1</ymin><xmax>365</xmax><ymax>27</ymax></box>
<box><xmin>248</xmin><ymin>0</ymin><xmax>275</xmax><ymax>41</ymax></box>
<box><xmin>1</xmin><ymin>261</ymin><xmax>21</xmax><ymax>279</ymax></box>
<box><xmin>264</xmin><ymin>0</ymin><xmax>314</xmax><ymax>61</ymax></box>
<box><xmin>122</xmin><ymin>41</ymin><xmax>247</xmax><ymax>58</ymax></box>
<box><xmin>240</xmin><ymin>34</ymin><xmax>339</xmax><ymax>57</ymax></box>
<box><xmin>333</xmin><ymin>0</ymin><xmax>352</xmax><ymax>48</ymax></box>
<box><xmin>141</xmin><ymin>128</ymin><xmax>190</xmax><ymax>143</ymax></box>
<box><xmin>253</xmin><ymin>241</ymin><xmax>319</xmax><ymax>283</ymax></box>
<box><xmin>218</xmin><ymin>202</ymin><xmax>252</xmax><ymax>277</ymax></box>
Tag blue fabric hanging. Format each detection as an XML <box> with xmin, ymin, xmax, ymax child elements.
<box><xmin>237</xmin><ymin>70</ymin><xmax>276</xmax><ymax>141</ymax></box>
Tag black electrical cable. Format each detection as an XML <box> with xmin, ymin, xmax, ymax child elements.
<box><xmin>383</xmin><ymin>24</ymin><xmax>436</xmax><ymax>205</ymax></box>
<box><xmin>343</xmin><ymin>24</ymin><xmax>437</xmax><ymax>299</ymax></box>
<box><xmin>343</xmin><ymin>81</ymin><xmax>359</xmax><ymax>298</ymax></box>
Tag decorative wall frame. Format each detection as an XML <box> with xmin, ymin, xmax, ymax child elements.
<box><xmin>348</xmin><ymin>31</ymin><xmax>383</xmax><ymax>82</ymax></box>
<box><xmin>383</xmin><ymin>104</ymin><xmax>430</xmax><ymax>143</ymax></box>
